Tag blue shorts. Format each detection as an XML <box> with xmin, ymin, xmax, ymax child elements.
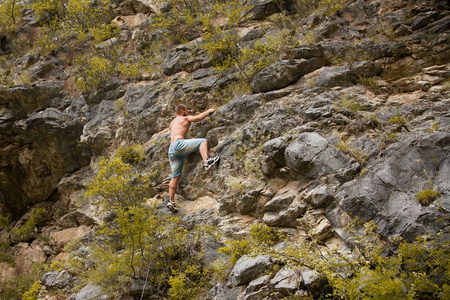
<box><xmin>168</xmin><ymin>138</ymin><xmax>207</xmax><ymax>178</ymax></box>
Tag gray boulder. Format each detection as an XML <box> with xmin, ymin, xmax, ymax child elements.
<box><xmin>219</xmin><ymin>94</ymin><xmax>263</xmax><ymax>124</ymax></box>
<box><xmin>308</xmin><ymin>186</ymin><xmax>335</xmax><ymax>208</ymax></box>
<box><xmin>316</xmin><ymin>65</ymin><xmax>356</xmax><ymax>88</ymax></box>
<box><xmin>263</xmin><ymin>137</ymin><xmax>289</xmax><ymax>165</ymax></box>
<box><xmin>80</xmin><ymin>100</ymin><xmax>116</xmax><ymax>153</ymax></box>
<box><xmin>338</xmin><ymin>132</ymin><xmax>450</xmax><ymax>242</ymax></box>
<box><xmin>182</xmin><ymin>75</ymin><xmax>220</xmax><ymax>92</ymax></box>
<box><xmin>270</xmin><ymin>267</ymin><xmax>299</xmax><ymax>294</ymax></box>
<box><xmin>229</xmin><ymin>255</ymin><xmax>273</xmax><ymax>286</ymax></box>
<box><xmin>245</xmin><ymin>275</ymin><xmax>271</xmax><ymax>294</ymax></box>
<box><xmin>284</xmin><ymin>132</ymin><xmax>355</xmax><ymax>178</ymax></box>
<box><xmin>162</xmin><ymin>51</ymin><xmax>192</xmax><ymax>76</ymax></box>
<box><xmin>351</xmin><ymin>61</ymin><xmax>383</xmax><ymax>79</ymax></box>
<box><xmin>67</xmin><ymin>284</ymin><xmax>109</xmax><ymax>300</ymax></box>
<box><xmin>288</xmin><ymin>45</ymin><xmax>322</xmax><ymax>59</ymax></box>
<box><xmin>251</xmin><ymin>58</ymin><xmax>323</xmax><ymax>93</ymax></box>
<box><xmin>41</xmin><ymin>270</ymin><xmax>73</xmax><ymax>288</ymax></box>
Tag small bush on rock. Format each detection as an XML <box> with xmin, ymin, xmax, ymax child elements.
<box><xmin>75</xmin><ymin>55</ymin><xmax>115</xmax><ymax>91</ymax></box>
<box><xmin>0</xmin><ymin>0</ymin><xmax>23</xmax><ymax>33</ymax></box>
<box><xmin>75</xmin><ymin>156</ymin><xmax>215</xmax><ymax>298</ymax></box>
<box><xmin>116</xmin><ymin>144</ymin><xmax>145</xmax><ymax>165</ymax></box>
<box><xmin>85</xmin><ymin>157</ymin><xmax>152</xmax><ymax>209</ymax></box>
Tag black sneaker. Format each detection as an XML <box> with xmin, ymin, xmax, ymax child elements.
<box><xmin>204</xmin><ymin>156</ymin><xmax>220</xmax><ymax>170</ymax></box>
<box><xmin>166</xmin><ymin>200</ymin><xmax>179</xmax><ymax>213</ymax></box>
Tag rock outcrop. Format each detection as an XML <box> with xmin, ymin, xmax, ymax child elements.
<box><xmin>0</xmin><ymin>0</ymin><xmax>449</xmax><ymax>298</ymax></box>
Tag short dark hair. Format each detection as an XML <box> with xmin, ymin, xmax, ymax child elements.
<box><xmin>176</xmin><ymin>104</ymin><xmax>187</xmax><ymax>114</ymax></box>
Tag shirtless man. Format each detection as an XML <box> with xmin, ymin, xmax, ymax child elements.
<box><xmin>167</xmin><ymin>104</ymin><xmax>220</xmax><ymax>212</ymax></box>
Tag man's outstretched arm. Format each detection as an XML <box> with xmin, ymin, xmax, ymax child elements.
<box><xmin>186</xmin><ymin>108</ymin><xmax>215</xmax><ymax>122</ymax></box>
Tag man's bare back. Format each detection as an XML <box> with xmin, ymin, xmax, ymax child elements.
<box><xmin>169</xmin><ymin>116</ymin><xmax>191</xmax><ymax>144</ymax></box>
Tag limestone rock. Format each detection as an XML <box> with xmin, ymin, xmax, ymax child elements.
<box><xmin>285</xmin><ymin>132</ymin><xmax>355</xmax><ymax>178</ymax></box>
<box><xmin>67</xmin><ymin>284</ymin><xmax>109</xmax><ymax>300</ymax></box>
<box><xmin>338</xmin><ymin>132</ymin><xmax>450</xmax><ymax>241</ymax></box>
<box><xmin>251</xmin><ymin>58</ymin><xmax>323</xmax><ymax>93</ymax></box>
<box><xmin>41</xmin><ymin>270</ymin><xmax>73</xmax><ymax>288</ymax></box>
<box><xmin>219</xmin><ymin>94</ymin><xmax>263</xmax><ymax>124</ymax></box>
<box><xmin>229</xmin><ymin>255</ymin><xmax>273</xmax><ymax>286</ymax></box>
<box><xmin>316</xmin><ymin>65</ymin><xmax>356</xmax><ymax>88</ymax></box>
<box><xmin>270</xmin><ymin>267</ymin><xmax>299</xmax><ymax>295</ymax></box>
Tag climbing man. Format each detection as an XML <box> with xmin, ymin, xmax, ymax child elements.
<box><xmin>167</xmin><ymin>104</ymin><xmax>220</xmax><ymax>212</ymax></box>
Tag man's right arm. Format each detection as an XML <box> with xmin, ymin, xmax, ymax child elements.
<box><xmin>186</xmin><ymin>108</ymin><xmax>215</xmax><ymax>123</ymax></box>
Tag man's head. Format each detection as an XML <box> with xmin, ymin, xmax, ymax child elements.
<box><xmin>176</xmin><ymin>104</ymin><xmax>188</xmax><ymax>116</ymax></box>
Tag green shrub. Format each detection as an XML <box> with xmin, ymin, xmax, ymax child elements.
<box><xmin>416</xmin><ymin>188</ymin><xmax>440</xmax><ymax>206</ymax></box>
<box><xmin>219</xmin><ymin>223</ymin><xmax>283</xmax><ymax>264</ymax></box>
<box><xmin>11</xmin><ymin>207</ymin><xmax>47</xmax><ymax>243</ymax></box>
<box><xmin>67</xmin><ymin>0</ymin><xmax>115</xmax><ymax>41</ymax></box>
<box><xmin>235</xmin><ymin>219</ymin><xmax>450</xmax><ymax>299</ymax></box>
<box><xmin>71</xmin><ymin>205</ymin><xmax>213</xmax><ymax>298</ymax></box>
<box><xmin>75</xmin><ymin>55</ymin><xmax>115</xmax><ymax>91</ymax></box>
<box><xmin>22</xmin><ymin>281</ymin><xmax>42</xmax><ymax>300</ymax></box>
<box><xmin>389</xmin><ymin>111</ymin><xmax>408</xmax><ymax>127</ymax></box>
<box><xmin>416</xmin><ymin>170</ymin><xmax>441</xmax><ymax>207</ymax></box>
<box><xmin>118</xmin><ymin>61</ymin><xmax>140</xmax><ymax>80</ymax></box>
<box><xmin>32</xmin><ymin>0</ymin><xmax>116</xmax><ymax>43</ymax></box>
<box><xmin>0</xmin><ymin>263</ymin><xmax>48</xmax><ymax>300</ymax></box>
<box><xmin>203</xmin><ymin>29</ymin><xmax>241</xmax><ymax>62</ymax></box>
<box><xmin>338</xmin><ymin>95</ymin><xmax>363</xmax><ymax>111</ymax></box>
<box><xmin>337</xmin><ymin>140</ymin><xmax>367</xmax><ymax>164</ymax></box>
<box><xmin>116</xmin><ymin>144</ymin><xmax>145</xmax><ymax>165</ymax></box>
<box><xmin>0</xmin><ymin>0</ymin><xmax>23</xmax><ymax>33</ymax></box>
<box><xmin>85</xmin><ymin>157</ymin><xmax>153</xmax><ymax>209</ymax></box>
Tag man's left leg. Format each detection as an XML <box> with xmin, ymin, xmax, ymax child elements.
<box><xmin>169</xmin><ymin>175</ymin><xmax>180</xmax><ymax>202</ymax></box>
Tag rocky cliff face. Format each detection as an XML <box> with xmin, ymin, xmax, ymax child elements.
<box><xmin>0</xmin><ymin>0</ymin><xmax>449</xmax><ymax>298</ymax></box>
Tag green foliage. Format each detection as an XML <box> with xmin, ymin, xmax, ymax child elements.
<box><xmin>85</xmin><ymin>157</ymin><xmax>153</xmax><ymax>209</ymax></box>
<box><xmin>294</xmin><ymin>0</ymin><xmax>347</xmax><ymax>17</ymax></box>
<box><xmin>116</xmin><ymin>144</ymin><xmax>145</xmax><ymax>165</ymax></box>
<box><xmin>338</xmin><ymin>95</ymin><xmax>363</xmax><ymax>111</ymax></box>
<box><xmin>219</xmin><ymin>223</ymin><xmax>283</xmax><ymax>263</ymax></box>
<box><xmin>0</xmin><ymin>238</ymin><xmax>14</xmax><ymax>264</ymax></box>
<box><xmin>0</xmin><ymin>213</ymin><xmax>11</xmax><ymax>229</ymax></box>
<box><xmin>416</xmin><ymin>170</ymin><xmax>441</xmax><ymax>206</ymax></box>
<box><xmin>0</xmin><ymin>0</ymin><xmax>23</xmax><ymax>33</ymax></box>
<box><xmin>75</xmin><ymin>55</ymin><xmax>115</xmax><ymax>91</ymax></box>
<box><xmin>71</xmin><ymin>205</ymin><xmax>213</xmax><ymax>298</ymax></box>
<box><xmin>22</xmin><ymin>281</ymin><xmax>42</xmax><ymax>300</ymax></box>
<box><xmin>78</xmin><ymin>157</ymin><xmax>215</xmax><ymax>298</ymax></box>
<box><xmin>168</xmin><ymin>264</ymin><xmax>210</xmax><ymax>300</ymax></box>
<box><xmin>118</xmin><ymin>61</ymin><xmax>141</xmax><ymax>80</ymax></box>
<box><xmin>32</xmin><ymin>0</ymin><xmax>65</xmax><ymax>21</ymax></box>
<box><xmin>416</xmin><ymin>188</ymin><xmax>440</xmax><ymax>206</ymax></box>
<box><xmin>389</xmin><ymin>110</ymin><xmax>408</xmax><ymax>127</ymax></box>
<box><xmin>0</xmin><ymin>263</ymin><xmax>48</xmax><ymax>300</ymax></box>
<box><xmin>320</xmin><ymin>0</ymin><xmax>347</xmax><ymax>16</ymax></box>
<box><xmin>32</xmin><ymin>0</ymin><xmax>116</xmax><ymax>43</ymax></box>
<box><xmin>337</xmin><ymin>140</ymin><xmax>367</xmax><ymax>164</ymax></box>
<box><xmin>151</xmin><ymin>0</ymin><xmax>250</xmax><ymax>64</ymax></box>
<box><xmin>68</xmin><ymin>0</ymin><xmax>115</xmax><ymax>41</ymax></box>
<box><xmin>11</xmin><ymin>207</ymin><xmax>46</xmax><ymax>243</ymax></box>
<box><xmin>203</xmin><ymin>29</ymin><xmax>241</xmax><ymax>62</ymax></box>
<box><xmin>358</xmin><ymin>76</ymin><xmax>381</xmax><ymax>92</ymax></box>
<box><xmin>235</xmin><ymin>218</ymin><xmax>450</xmax><ymax>299</ymax></box>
